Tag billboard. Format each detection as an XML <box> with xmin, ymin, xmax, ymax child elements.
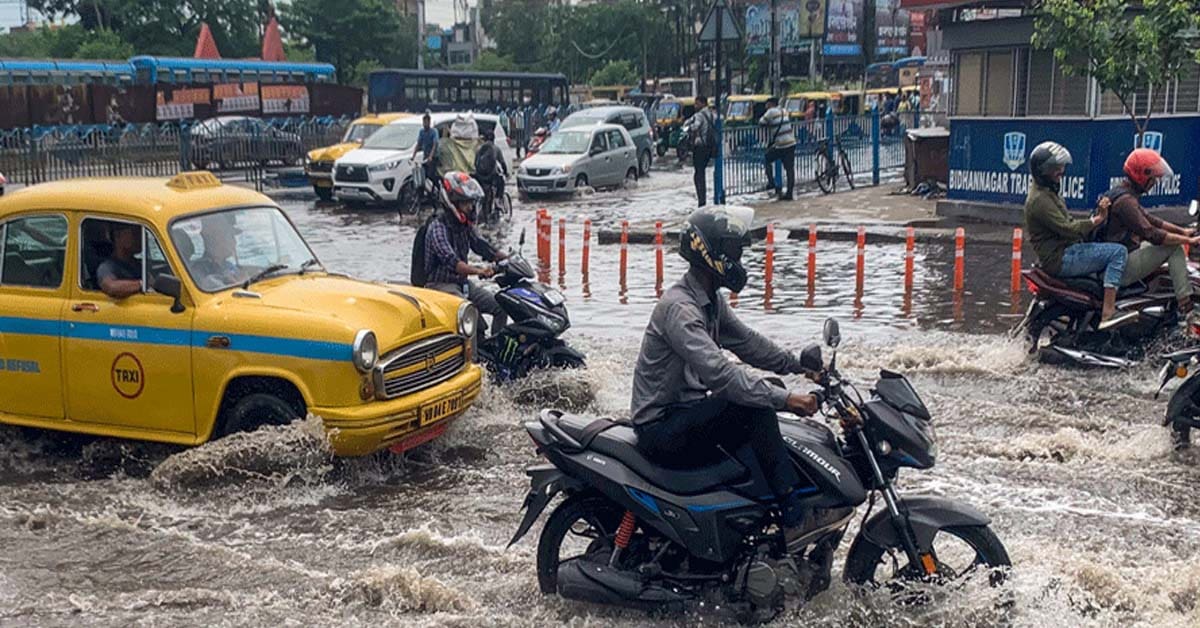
<box><xmin>876</xmin><ymin>0</ymin><xmax>910</xmax><ymax>57</ymax></box>
<box><xmin>746</xmin><ymin>1</ymin><xmax>771</xmax><ymax>55</ymax></box>
<box><xmin>824</xmin><ymin>0</ymin><xmax>863</xmax><ymax>56</ymax></box>
<box><xmin>748</xmin><ymin>0</ymin><xmax>828</xmax><ymax>55</ymax></box>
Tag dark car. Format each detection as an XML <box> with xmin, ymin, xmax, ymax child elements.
<box><xmin>189</xmin><ymin>116</ymin><xmax>303</xmax><ymax>170</ymax></box>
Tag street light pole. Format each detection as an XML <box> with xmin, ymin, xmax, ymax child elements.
<box><xmin>417</xmin><ymin>0</ymin><xmax>426</xmax><ymax>70</ymax></box>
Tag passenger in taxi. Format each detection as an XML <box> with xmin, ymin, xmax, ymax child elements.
<box><xmin>97</xmin><ymin>223</ymin><xmax>144</xmax><ymax>299</ymax></box>
<box><xmin>190</xmin><ymin>214</ymin><xmax>248</xmax><ymax>291</ymax></box>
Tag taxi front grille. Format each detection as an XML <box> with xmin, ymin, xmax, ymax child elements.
<box><xmin>375</xmin><ymin>334</ymin><xmax>467</xmax><ymax>399</ymax></box>
<box><xmin>309</xmin><ymin>161</ymin><xmax>333</xmax><ymax>173</ymax></box>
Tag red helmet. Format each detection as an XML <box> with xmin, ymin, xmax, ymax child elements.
<box><xmin>1123</xmin><ymin>148</ymin><xmax>1173</xmax><ymax>191</ymax></box>
<box><xmin>441</xmin><ymin>171</ymin><xmax>484</xmax><ymax>224</ymax></box>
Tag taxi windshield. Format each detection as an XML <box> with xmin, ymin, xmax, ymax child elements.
<box><xmin>170</xmin><ymin>207</ymin><xmax>317</xmax><ymax>293</ymax></box>
<box><xmin>727</xmin><ymin>101</ymin><xmax>752</xmax><ymax>118</ymax></box>
<box><xmin>343</xmin><ymin>123</ymin><xmax>383</xmax><ymax>143</ymax></box>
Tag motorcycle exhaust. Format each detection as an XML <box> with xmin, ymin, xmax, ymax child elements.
<box><xmin>556</xmin><ymin>558</ymin><xmax>690</xmax><ymax>612</ymax></box>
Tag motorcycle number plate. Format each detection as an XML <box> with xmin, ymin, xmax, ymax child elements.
<box><xmin>420</xmin><ymin>393</ymin><xmax>463</xmax><ymax>427</ymax></box>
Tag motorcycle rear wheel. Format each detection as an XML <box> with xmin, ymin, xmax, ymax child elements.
<box><xmin>843</xmin><ymin>524</ymin><xmax>1010</xmax><ymax>590</ymax></box>
<box><xmin>536</xmin><ymin>495</ymin><xmax>624</xmax><ymax>595</ymax></box>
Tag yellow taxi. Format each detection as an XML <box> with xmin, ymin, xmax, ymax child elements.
<box><xmin>0</xmin><ymin>172</ymin><xmax>482</xmax><ymax>456</ymax></box>
<box><xmin>305</xmin><ymin>113</ymin><xmax>412</xmax><ymax>201</ymax></box>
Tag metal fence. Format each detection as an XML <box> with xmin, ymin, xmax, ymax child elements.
<box><xmin>721</xmin><ymin>108</ymin><xmax>917</xmax><ymax>198</ymax></box>
<box><xmin>0</xmin><ymin>116</ymin><xmax>351</xmax><ymax>188</ymax></box>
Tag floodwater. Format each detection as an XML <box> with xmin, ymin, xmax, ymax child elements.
<box><xmin>2</xmin><ymin>169</ymin><xmax>1199</xmax><ymax>627</ymax></box>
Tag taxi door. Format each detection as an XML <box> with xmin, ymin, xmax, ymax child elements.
<box><xmin>0</xmin><ymin>213</ymin><xmax>70</xmax><ymax>421</ymax></box>
<box><xmin>62</xmin><ymin>217</ymin><xmax>195</xmax><ymax>436</ymax></box>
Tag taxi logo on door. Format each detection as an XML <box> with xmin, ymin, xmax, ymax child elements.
<box><xmin>111</xmin><ymin>353</ymin><xmax>145</xmax><ymax>399</ymax></box>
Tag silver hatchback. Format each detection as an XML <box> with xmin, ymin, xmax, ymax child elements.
<box><xmin>516</xmin><ymin>123</ymin><xmax>639</xmax><ymax>197</ymax></box>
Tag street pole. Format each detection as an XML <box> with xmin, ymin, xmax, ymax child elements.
<box><xmin>770</xmin><ymin>0</ymin><xmax>780</xmax><ymax>95</ymax></box>
<box><xmin>417</xmin><ymin>0</ymin><xmax>427</xmax><ymax>70</ymax></box>
<box><xmin>714</xmin><ymin>7</ymin><xmax>724</xmax><ymax>206</ymax></box>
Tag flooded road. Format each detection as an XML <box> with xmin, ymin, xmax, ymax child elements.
<box><xmin>2</xmin><ymin>169</ymin><xmax>1199</xmax><ymax>627</ymax></box>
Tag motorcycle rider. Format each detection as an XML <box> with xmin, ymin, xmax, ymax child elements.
<box><xmin>1101</xmin><ymin>148</ymin><xmax>1199</xmax><ymax>315</ymax></box>
<box><xmin>631</xmin><ymin>206</ymin><xmax>820</xmax><ymax>548</ymax></box>
<box><xmin>1024</xmin><ymin>141</ymin><xmax>1133</xmax><ymax>329</ymax></box>
<box><xmin>423</xmin><ymin>171</ymin><xmax>509</xmax><ymax>334</ymax></box>
<box><xmin>545</xmin><ymin>106</ymin><xmax>560</xmax><ymax>133</ymax></box>
<box><xmin>475</xmin><ymin>129</ymin><xmax>508</xmax><ymax>219</ymax></box>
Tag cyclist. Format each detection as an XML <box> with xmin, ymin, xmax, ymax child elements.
<box><xmin>474</xmin><ymin>129</ymin><xmax>509</xmax><ymax>222</ymax></box>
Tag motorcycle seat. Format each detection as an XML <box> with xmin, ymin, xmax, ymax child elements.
<box><xmin>553</xmin><ymin>412</ymin><xmax>747</xmax><ymax>496</ymax></box>
<box><xmin>1026</xmin><ymin>266</ymin><xmax>1146</xmax><ymax>302</ymax></box>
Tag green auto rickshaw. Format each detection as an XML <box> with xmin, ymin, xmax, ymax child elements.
<box><xmin>654</xmin><ymin>96</ymin><xmax>697</xmax><ymax>159</ymax></box>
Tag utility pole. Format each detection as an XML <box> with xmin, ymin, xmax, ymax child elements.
<box><xmin>770</xmin><ymin>0</ymin><xmax>780</xmax><ymax>95</ymax></box>
<box><xmin>862</xmin><ymin>0</ymin><xmax>876</xmax><ymax>80</ymax></box>
<box><xmin>417</xmin><ymin>0</ymin><xmax>426</xmax><ymax>70</ymax></box>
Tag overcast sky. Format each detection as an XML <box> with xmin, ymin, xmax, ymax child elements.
<box><xmin>0</xmin><ymin>1</ymin><xmax>473</xmax><ymax>33</ymax></box>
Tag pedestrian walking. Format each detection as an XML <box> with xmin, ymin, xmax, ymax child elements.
<box><xmin>760</xmin><ymin>96</ymin><xmax>796</xmax><ymax>201</ymax></box>
<box><xmin>684</xmin><ymin>96</ymin><xmax>717</xmax><ymax>206</ymax></box>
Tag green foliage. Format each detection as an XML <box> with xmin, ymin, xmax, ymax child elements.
<box><xmin>281</xmin><ymin>0</ymin><xmax>418</xmax><ymax>83</ymax></box>
<box><xmin>1033</xmin><ymin>0</ymin><xmax>1200</xmax><ymax>133</ymax></box>
<box><xmin>590</xmin><ymin>60</ymin><xmax>638</xmax><ymax>86</ymax></box>
<box><xmin>472</xmin><ymin>51</ymin><xmax>518</xmax><ymax>73</ymax></box>
<box><xmin>0</xmin><ymin>24</ymin><xmax>92</xmax><ymax>59</ymax></box>
<box><xmin>73</xmin><ymin>30</ymin><xmax>136</xmax><ymax>60</ymax></box>
<box><xmin>787</xmin><ymin>78</ymin><xmax>828</xmax><ymax>94</ymax></box>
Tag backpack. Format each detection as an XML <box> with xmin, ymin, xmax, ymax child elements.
<box><xmin>692</xmin><ymin>110</ymin><xmax>715</xmax><ymax>149</ymax></box>
<box><xmin>475</xmin><ymin>143</ymin><xmax>497</xmax><ymax>177</ymax></box>
<box><xmin>410</xmin><ymin>214</ymin><xmax>437</xmax><ymax>287</ymax></box>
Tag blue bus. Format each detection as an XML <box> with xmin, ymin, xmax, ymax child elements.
<box><xmin>368</xmin><ymin>69</ymin><xmax>569</xmax><ymax>112</ymax></box>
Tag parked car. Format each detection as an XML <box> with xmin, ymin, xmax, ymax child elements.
<box><xmin>560</xmin><ymin>105</ymin><xmax>654</xmax><ymax>176</ymax></box>
<box><xmin>305</xmin><ymin>112</ymin><xmax>412</xmax><ymax>201</ymax></box>
<box><xmin>333</xmin><ymin>112</ymin><xmax>513</xmax><ymax>208</ymax></box>
<box><xmin>0</xmin><ymin>172</ymin><xmax>483</xmax><ymax>456</ymax></box>
<box><xmin>189</xmin><ymin>116</ymin><xmax>304</xmax><ymax>170</ymax></box>
<box><xmin>516</xmin><ymin>123</ymin><xmax>638</xmax><ymax>197</ymax></box>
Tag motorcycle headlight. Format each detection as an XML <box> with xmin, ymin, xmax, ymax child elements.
<box><xmin>458</xmin><ymin>302</ymin><xmax>478</xmax><ymax>338</ymax></box>
<box><xmin>535</xmin><ymin>312</ymin><xmax>565</xmax><ymax>333</ymax></box>
<box><xmin>923</xmin><ymin>421</ymin><xmax>938</xmax><ymax>461</ymax></box>
<box><xmin>369</xmin><ymin>160</ymin><xmax>403</xmax><ymax>172</ymax></box>
<box><xmin>352</xmin><ymin>330</ymin><xmax>378</xmax><ymax>372</ymax></box>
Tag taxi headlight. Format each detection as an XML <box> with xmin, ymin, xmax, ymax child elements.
<box><xmin>458</xmin><ymin>302</ymin><xmax>478</xmax><ymax>338</ymax></box>
<box><xmin>352</xmin><ymin>330</ymin><xmax>378</xmax><ymax>372</ymax></box>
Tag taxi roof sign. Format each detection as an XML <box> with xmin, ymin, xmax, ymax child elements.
<box><xmin>167</xmin><ymin>171</ymin><xmax>223</xmax><ymax>191</ymax></box>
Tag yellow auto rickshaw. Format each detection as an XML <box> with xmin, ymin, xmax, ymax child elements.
<box><xmin>654</xmin><ymin>96</ymin><xmax>697</xmax><ymax>157</ymax></box>
<box><xmin>725</xmin><ymin>94</ymin><xmax>771</xmax><ymax>127</ymax></box>
<box><xmin>784</xmin><ymin>91</ymin><xmax>840</xmax><ymax>121</ymax></box>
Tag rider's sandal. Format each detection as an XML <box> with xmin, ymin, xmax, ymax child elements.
<box><xmin>1098</xmin><ymin>310</ymin><xmax>1139</xmax><ymax>331</ymax></box>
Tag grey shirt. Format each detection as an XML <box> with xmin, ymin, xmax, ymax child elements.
<box><xmin>630</xmin><ymin>269</ymin><xmax>804</xmax><ymax>425</ymax></box>
<box><xmin>759</xmin><ymin>106</ymin><xmax>796</xmax><ymax>149</ymax></box>
<box><xmin>96</xmin><ymin>257</ymin><xmax>140</xmax><ymax>286</ymax></box>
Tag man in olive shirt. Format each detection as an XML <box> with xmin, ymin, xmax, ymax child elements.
<box><xmin>1024</xmin><ymin>141</ymin><xmax>1131</xmax><ymax>328</ymax></box>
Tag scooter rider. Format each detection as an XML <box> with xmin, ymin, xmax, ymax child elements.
<box><xmin>1024</xmin><ymin>141</ymin><xmax>1133</xmax><ymax>329</ymax></box>
<box><xmin>423</xmin><ymin>171</ymin><xmax>508</xmax><ymax>334</ymax></box>
<box><xmin>631</xmin><ymin>206</ymin><xmax>820</xmax><ymax>549</ymax></box>
<box><xmin>1101</xmin><ymin>148</ymin><xmax>1199</xmax><ymax>315</ymax></box>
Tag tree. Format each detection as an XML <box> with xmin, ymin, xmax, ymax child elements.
<box><xmin>74</xmin><ymin>29</ymin><xmax>136</xmax><ymax>60</ymax></box>
<box><xmin>281</xmin><ymin>0</ymin><xmax>418</xmax><ymax>84</ymax></box>
<box><xmin>590</xmin><ymin>60</ymin><xmax>638</xmax><ymax>86</ymax></box>
<box><xmin>472</xmin><ymin>51</ymin><xmax>518</xmax><ymax>73</ymax></box>
<box><xmin>1032</xmin><ymin>0</ymin><xmax>1200</xmax><ymax>138</ymax></box>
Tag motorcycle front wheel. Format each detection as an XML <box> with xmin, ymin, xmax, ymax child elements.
<box><xmin>843</xmin><ymin>524</ymin><xmax>1010</xmax><ymax>589</ymax></box>
<box><xmin>536</xmin><ymin>495</ymin><xmax>624</xmax><ymax>594</ymax></box>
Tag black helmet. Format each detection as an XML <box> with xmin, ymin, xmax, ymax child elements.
<box><xmin>679</xmin><ymin>206</ymin><xmax>754</xmax><ymax>292</ymax></box>
<box><xmin>1029</xmin><ymin>141</ymin><xmax>1072</xmax><ymax>190</ymax></box>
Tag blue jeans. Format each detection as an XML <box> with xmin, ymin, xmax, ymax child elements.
<box><xmin>1058</xmin><ymin>242</ymin><xmax>1128</xmax><ymax>289</ymax></box>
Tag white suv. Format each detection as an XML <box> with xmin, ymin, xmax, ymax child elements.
<box><xmin>333</xmin><ymin>113</ymin><xmax>513</xmax><ymax>207</ymax></box>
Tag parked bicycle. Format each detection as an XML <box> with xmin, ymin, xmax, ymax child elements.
<box><xmin>814</xmin><ymin>134</ymin><xmax>855</xmax><ymax>194</ymax></box>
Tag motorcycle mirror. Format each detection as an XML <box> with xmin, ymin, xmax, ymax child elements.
<box><xmin>519</xmin><ymin>228</ymin><xmax>526</xmax><ymax>247</ymax></box>
<box><xmin>1189</xmin><ymin>199</ymin><xmax>1199</xmax><ymax>218</ymax></box>
<box><xmin>823</xmin><ymin>318</ymin><xmax>841</xmax><ymax>348</ymax></box>
<box><xmin>799</xmin><ymin>344</ymin><xmax>823</xmax><ymax>373</ymax></box>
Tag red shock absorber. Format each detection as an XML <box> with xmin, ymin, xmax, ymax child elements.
<box><xmin>609</xmin><ymin>510</ymin><xmax>637</xmax><ymax>567</ymax></box>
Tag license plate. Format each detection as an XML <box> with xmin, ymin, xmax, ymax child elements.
<box><xmin>421</xmin><ymin>393</ymin><xmax>463</xmax><ymax>426</ymax></box>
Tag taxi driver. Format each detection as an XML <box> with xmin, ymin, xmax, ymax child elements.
<box><xmin>97</xmin><ymin>223</ymin><xmax>143</xmax><ymax>299</ymax></box>
<box><xmin>191</xmin><ymin>214</ymin><xmax>247</xmax><ymax>291</ymax></box>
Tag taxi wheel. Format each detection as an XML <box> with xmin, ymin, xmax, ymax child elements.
<box><xmin>221</xmin><ymin>392</ymin><xmax>304</xmax><ymax>436</ymax></box>
<box><xmin>314</xmin><ymin>186</ymin><xmax>333</xmax><ymax>202</ymax></box>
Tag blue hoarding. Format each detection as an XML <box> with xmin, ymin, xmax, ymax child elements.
<box><xmin>947</xmin><ymin>116</ymin><xmax>1200</xmax><ymax>209</ymax></box>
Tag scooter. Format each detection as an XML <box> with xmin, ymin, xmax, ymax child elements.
<box><xmin>509</xmin><ymin>319</ymin><xmax>1010</xmax><ymax>622</ymax></box>
<box><xmin>1154</xmin><ymin>339</ymin><xmax>1200</xmax><ymax>450</ymax></box>
<box><xmin>1015</xmin><ymin>199</ymin><xmax>1200</xmax><ymax>368</ymax></box>
<box><xmin>526</xmin><ymin>127</ymin><xmax>549</xmax><ymax>157</ymax></box>
<box><xmin>476</xmin><ymin>232</ymin><xmax>585</xmax><ymax>381</ymax></box>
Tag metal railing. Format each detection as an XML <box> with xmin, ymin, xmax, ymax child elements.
<box><xmin>720</xmin><ymin>107</ymin><xmax>918</xmax><ymax>198</ymax></box>
<box><xmin>0</xmin><ymin>116</ymin><xmax>351</xmax><ymax>188</ymax></box>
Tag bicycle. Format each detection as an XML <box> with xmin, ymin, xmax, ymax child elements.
<box><xmin>479</xmin><ymin>172</ymin><xmax>513</xmax><ymax>224</ymax></box>
<box><xmin>813</xmin><ymin>133</ymin><xmax>855</xmax><ymax>194</ymax></box>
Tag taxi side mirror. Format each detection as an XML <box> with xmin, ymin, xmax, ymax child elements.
<box><xmin>153</xmin><ymin>274</ymin><xmax>185</xmax><ymax>314</ymax></box>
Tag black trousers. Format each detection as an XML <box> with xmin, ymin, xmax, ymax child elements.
<box><xmin>635</xmin><ymin>397</ymin><xmax>800</xmax><ymax>499</ymax></box>
<box><xmin>764</xmin><ymin>144</ymin><xmax>796</xmax><ymax>197</ymax></box>
<box><xmin>692</xmin><ymin>146</ymin><xmax>712</xmax><ymax>206</ymax></box>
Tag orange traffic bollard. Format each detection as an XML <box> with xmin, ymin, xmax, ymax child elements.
<box><xmin>807</xmin><ymin>224</ymin><xmax>817</xmax><ymax>293</ymax></box>
<box><xmin>764</xmin><ymin>223</ymin><xmax>775</xmax><ymax>288</ymax></box>
<box><xmin>954</xmin><ymin>227</ymin><xmax>965</xmax><ymax>291</ymax></box>
<box><xmin>582</xmin><ymin>218</ymin><xmax>591</xmax><ymax>276</ymax></box>
<box><xmin>904</xmin><ymin>226</ymin><xmax>915</xmax><ymax>289</ymax></box>
<box><xmin>558</xmin><ymin>217</ymin><xmax>566</xmax><ymax>279</ymax></box>
<box><xmin>655</xmin><ymin>221</ymin><xmax>664</xmax><ymax>297</ymax></box>
<box><xmin>855</xmin><ymin>226</ymin><xmax>865</xmax><ymax>295</ymax></box>
<box><xmin>1011</xmin><ymin>227</ymin><xmax>1023</xmax><ymax>295</ymax></box>
<box><xmin>536</xmin><ymin>209</ymin><xmax>549</xmax><ymax>269</ymax></box>
<box><xmin>619</xmin><ymin>220</ymin><xmax>629</xmax><ymax>289</ymax></box>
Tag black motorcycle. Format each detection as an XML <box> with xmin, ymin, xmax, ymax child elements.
<box><xmin>509</xmin><ymin>319</ymin><xmax>1010</xmax><ymax>622</ymax></box>
<box><xmin>1154</xmin><ymin>339</ymin><xmax>1200</xmax><ymax>449</ymax></box>
<box><xmin>477</xmin><ymin>236</ymin><xmax>585</xmax><ymax>381</ymax></box>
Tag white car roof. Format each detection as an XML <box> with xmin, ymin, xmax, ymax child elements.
<box><xmin>388</xmin><ymin>112</ymin><xmax>501</xmax><ymax>126</ymax></box>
